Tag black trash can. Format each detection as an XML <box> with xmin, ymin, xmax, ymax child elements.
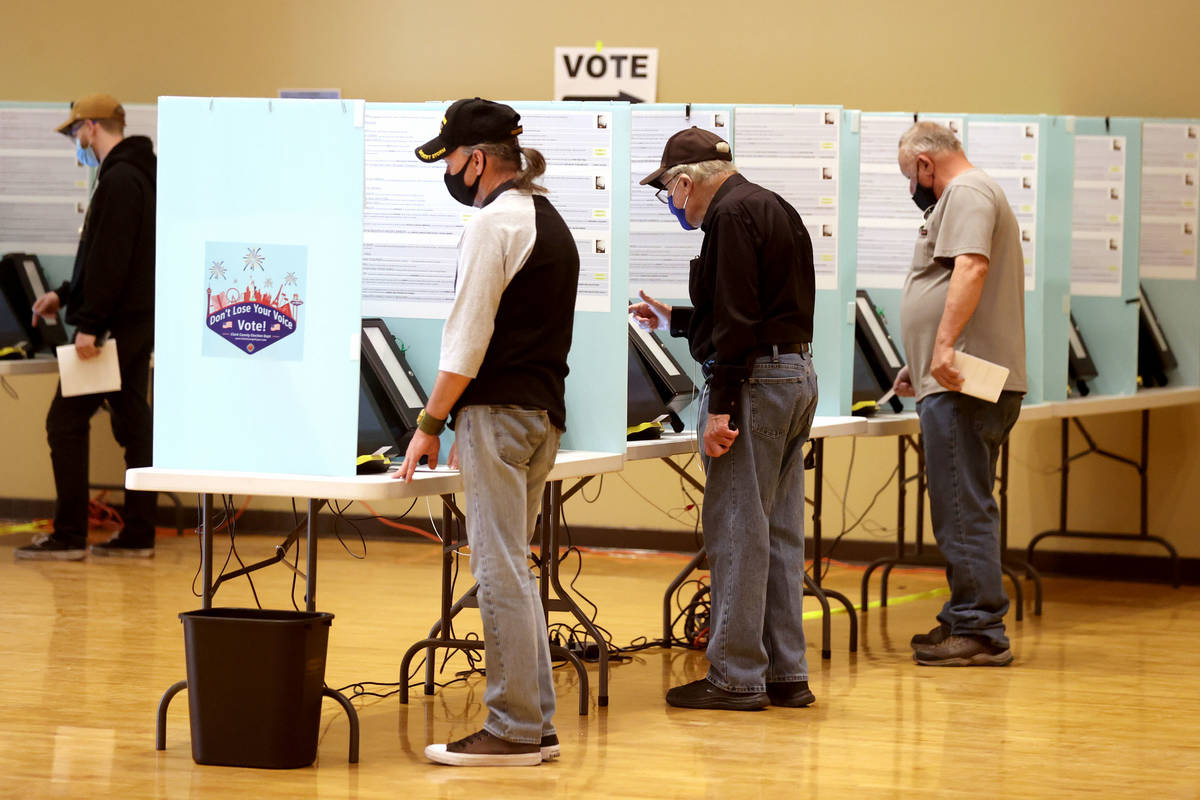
<box><xmin>179</xmin><ymin>608</ymin><xmax>334</xmax><ymax>769</ymax></box>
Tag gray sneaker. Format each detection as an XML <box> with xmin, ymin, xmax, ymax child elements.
<box><xmin>914</xmin><ymin>635</ymin><xmax>1013</xmax><ymax>667</ymax></box>
<box><xmin>89</xmin><ymin>537</ymin><xmax>155</xmax><ymax>559</ymax></box>
<box><xmin>910</xmin><ymin>623</ymin><xmax>951</xmax><ymax>649</ymax></box>
<box><xmin>15</xmin><ymin>535</ymin><xmax>86</xmax><ymax>561</ymax></box>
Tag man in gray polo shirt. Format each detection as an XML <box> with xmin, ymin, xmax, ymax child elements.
<box><xmin>892</xmin><ymin>121</ymin><xmax>1026</xmax><ymax>667</ymax></box>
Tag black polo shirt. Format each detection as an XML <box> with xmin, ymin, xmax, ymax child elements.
<box><xmin>668</xmin><ymin>172</ymin><xmax>815</xmax><ymax>417</ymax></box>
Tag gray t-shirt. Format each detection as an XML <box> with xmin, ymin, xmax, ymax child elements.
<box><xmin>899</xmin><ymin>168</ymin><xmax>1027</xmax><ymax>401</ymax></box>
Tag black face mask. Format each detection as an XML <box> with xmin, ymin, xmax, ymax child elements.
<box><xmin>911</xmin><ymin>158</ymin><xmax>937</xmax><ymax>212</ymax></box>
<box><xmin>444</xmin><ymin>153</ymin><xmax>485</xmax><ymax>207</ymax></box>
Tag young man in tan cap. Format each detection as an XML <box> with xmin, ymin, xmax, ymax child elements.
<box><xmin>16</xmin><ymin>94</ymin><xmax>158</xmax><ymax>561</ymax></box>
<box><xmin>631</xmin><ymin>127</ymin><xmax>819</xmax><ymax>710</ymax></box>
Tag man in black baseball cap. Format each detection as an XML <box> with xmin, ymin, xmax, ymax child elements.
<box><xmin>631</xmin><ymin>125</ymin><xmax>819</xmax><ymax>712</ymax></box>
<box><xmin>402</xmin><ymin>99</ymin><xmax>579</xmax><ymax>767</ymax></box>
<box><xmin>415</xmin><ymin>97</ymin><xmax>523</xmax><ymax>163</ymax></box>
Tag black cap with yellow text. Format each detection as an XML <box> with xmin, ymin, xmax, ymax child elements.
<box><xmin>639</xmin><ymin>127</ymin><xmax>733</xmax><ymax>189</ymax></box>
<box><xmin>415</xmin><ymin>98</ymin><xmax>523</xmax><ymax>163</ymax></box>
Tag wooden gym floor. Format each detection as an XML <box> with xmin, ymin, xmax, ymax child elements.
<box><xmin>1</xmin><ymin>529</ymin><xmax>1198</xmax><ymax>799</ymax></box>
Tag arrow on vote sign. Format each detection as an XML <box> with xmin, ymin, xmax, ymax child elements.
<box><xmin>554</xmin><ymin>46</ymin><xmax>658</xmax><ymax>103</ymax></box>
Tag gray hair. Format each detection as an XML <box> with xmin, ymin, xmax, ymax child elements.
<box><xmin>898</xmin><ymin>121</ymin><xmax>963</xmax><ymax>161</ymax></box>
<box><xmin>663</xmin><ymin>159</ymin><xmax>738</xmax><ymax>185</ymax></box>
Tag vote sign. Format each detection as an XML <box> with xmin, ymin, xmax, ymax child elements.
<box><xmin>554</xmin><ymin>46</ymin><xmax>658</xmax><ymax>103</ymax></box>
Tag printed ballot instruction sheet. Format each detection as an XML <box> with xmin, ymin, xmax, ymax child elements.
<box><xmin>361</xmin><ymin>105</ymin><xmax>614</xmax><ymax>318</ymax></box>
<box><xmin>0</xmin><ymin>106</ymin><xmax>90</xmax><ymax>256</ymax></box>
<box><xmin>734</xmin><ymin>107</ymin><xmax>840</xmax><ymax>290</ymax></box>
<box><xmin>1071</xmin><ymin>134</ymin><xmax>1127</xmax><ymax>296</ymax></box>
<box><xmin>969</xmin><ymin>121</ymin><xmax>1039</xmax><ymax>290</ymax></box>
<box><xmin>629</xmin><ymin>107</ymin><xmax>726</xmax><ymax>298</ymax></box>
<box><xmin>1140</xmin><ymin>122</ymin><xmax>1199</xmax><ymax>281</ymax></box>
<box><xmin>856</xmin><ymin>113</ymin><xmax>964</xmax><ymax>289</ymax></box>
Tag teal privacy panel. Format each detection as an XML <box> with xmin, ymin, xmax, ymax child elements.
<box><xmin>368</xmin><ymin>100</ymin><xmax>630</xmax><ymax>454</ymax></box>
<box><xmin>153</xmin><ymin>97</ymin><xmax>364</xmax><ymax>476</ymax></box>
<box><xmin>729</xmin><ymin>104</ymin><xmax>854</xmax><ymax>419</ymax></box>
<box><xmin>627</xmin><ymin>103</ymin><xmax>733</xmax><ymax>431</ymax></box>
<box><xmin>963</xmin><ymin>113</ymin><xmax>1067</xmax><ymax>404</ymax></box>
<box><xmin>627</xmin><ymin>103</ymin><xmax>854</xmax><ymax>422</ymax></box>
<box><xmin>853</xmin><ymin>113</ymin><xmax>1059</xmax><ymax>406</ymax></box>
<box><xmin>1068</xmin><ymin>117</ymin><xmax>1141</xmax><ymax>397</ymax></box>
<box><xmin>1140</xmin><ymin>118</ymin><xmax>1200</xmax><ymax>388</ymax></box>
<box><xmin>851</xmin><ymin>110</ymin><xmax>966</xmax><ymax>412</ymax></box>
<box><xmin>0</xmin><ymin>101</ymin><xmax>90</xmax><ymax>316</ymax></box>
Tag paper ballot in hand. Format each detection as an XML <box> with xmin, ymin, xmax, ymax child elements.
<box><xmin>952</xmin><ymin>351</ymin><xmax>1009</xmax><ymax>403</ymax></box>
<box><xmin>56</xmin><ymin>340</ymin><xmax>121</xmax><ymax>397</ymax></box>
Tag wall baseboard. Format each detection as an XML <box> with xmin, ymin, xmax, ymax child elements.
<box><xmin>3</xmin><ymin>497</ymin><xmax>1196</xmax><ymax>585</ymax></box>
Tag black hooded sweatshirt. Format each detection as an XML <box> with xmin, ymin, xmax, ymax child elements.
<box><xmin>55</xmin><ymin>135</ymin><xmax>156</xmax><ymax>337</ymax></box>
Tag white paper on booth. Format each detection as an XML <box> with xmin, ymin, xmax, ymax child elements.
<box><xmin>735</xmin><ymin>107</ymin><xmax>840</xmax><ymax>290</ymax></box>
<box><xmin>56</xmin><ymin>340</ymin><xmax>121</xmax><ymax>397</ymax></box>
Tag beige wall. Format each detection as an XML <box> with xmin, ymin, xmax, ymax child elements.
<box><xmin>4</xmin><ymin>0</ymin><xmax>1199</xmax><ymax>557</ymax></box>
<box><xmin>5</xmin><ymin>0</ymin><xmax>1200</xmax><ymax>116</ymax></box>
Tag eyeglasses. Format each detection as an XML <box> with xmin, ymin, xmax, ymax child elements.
<box><xmin>654</xmin><ymin>175</ymin><xmax>682</xmax><ymax>204</ymax></box>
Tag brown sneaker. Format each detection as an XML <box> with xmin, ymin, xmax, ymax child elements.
<box><xmin>914</xmin><ymin>635</ymin><xmax>1013</xmax><ymax>667</ymax></box>
<box><xmin>909</xmin><ymin>623</ymin><xmax>950</xmax><ymax>649</ymax></box>
<box><xmin>424</xmin><ymin>729</ymin><xmax>542</xmax><ymax>766</ymax></box>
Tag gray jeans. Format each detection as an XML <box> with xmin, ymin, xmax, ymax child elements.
<box><xmin>917</xmin><ymin>390</ymin><xmax>1023</xmax><ymax>648</ymax></box>
<box><xmin>456</xmin><ymin>405</ymin><xmax>561</xmax><ymax>744</ymax></box>
<box><xmin>699</xmin><ymin>352</ymin><xmax>818</xmax><ymax>692</ymax></box>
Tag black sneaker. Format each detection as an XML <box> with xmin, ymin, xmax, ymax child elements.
<box><xmin>914</xmin><ymin>635</ymin><xmax>1013</xmax><ymax>667</ymax></box>
<box><xmin>424</xmin><ymin>729</ymin><xmax>542</xmax><ymax>767</ymax></box>
<box><xmin>89</xmin><ymin>537</ymin><xmax>155</xmax><ymax>559</ymax></box>
<box><xmin>766</xmin><ymin>680</ymin><xmax>815</xmax><ymax>708</ymax></box>
<box><xmin>666</xmin><ymin>678</ymin><xmax>768</xmax><ymax>711</ymax></box>
<box><xmin>910</xmin><ymin>623</ymin><xmax>951</xmax><ymax>649</ymax></box>
<box><xmin>14</xmin><ymin>535</ymin><xmax>86</xmax><ymax>561</ymax></box>
<box><xmin>540</xmin><ymin>733</ymin><xmax>560</xmax><ymax>762</ymax></box>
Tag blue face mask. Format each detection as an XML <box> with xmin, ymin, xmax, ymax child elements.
<box><xmin>667</xmin><ymin>182</ymin><xmax>695</xmax><ymax>231</ymax></box>
<box><xmin>75</xmin><ymin>139</ymin><xmax>100</xmax><ymax>168</ymax></box>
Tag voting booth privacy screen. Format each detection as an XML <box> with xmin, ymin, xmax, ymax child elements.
<box><xmin>153</xmin><ymin>98</ymin><xmax>365</xmax><ymax>477</ymax></box>
<box><xmin>138</xmin><ymin>97</ymin><xmax>1200</xmax><ymax>477</ymax></box>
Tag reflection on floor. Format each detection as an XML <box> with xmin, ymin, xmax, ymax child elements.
<box><xmin>1</xmin><ymin>531</ymin><xmax>1198</xmax><ymax>798</ymax></box>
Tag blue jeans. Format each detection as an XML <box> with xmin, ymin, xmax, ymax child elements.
<box><xmin>456</xmin><ymin>405</ymin><xmax>561</xmax><ymax>744</ymax></box>
<box><xmin>699</xmin><ymin>353</ymin><xmax>818</xmax><ymax>692</ymax></box>
<box><xmin>917</xmin><ymin>390</ymin><xmax>1023</xmax><ymax>648</ymax></box>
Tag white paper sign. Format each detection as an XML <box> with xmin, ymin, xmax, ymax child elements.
<box><xmin>554</xmin><ymin>46</ymin><xmax>658</xmax><ymax>103</ymax></box>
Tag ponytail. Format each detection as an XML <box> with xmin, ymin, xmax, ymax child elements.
<box><xmin>514</xmin><ymin>146</ymin><xmax>547</xmax><ymax>193</ymax></box>
<box><xmin>470</xmin><ymin>139</ymin><xmax>548</xmax><ymax>194</ymax></box>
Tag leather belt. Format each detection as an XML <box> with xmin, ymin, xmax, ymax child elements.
<box><xmin>752</xmin><ymin>343</ymin><xmax>811</xmax><ymax>358</ymax></box>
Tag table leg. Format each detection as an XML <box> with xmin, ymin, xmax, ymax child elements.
<box><xmin>201</xmin><ymin>493</ymin><xmax>213</xmax><ymax>609</ymax></box>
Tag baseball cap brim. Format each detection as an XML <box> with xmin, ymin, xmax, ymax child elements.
<box><xmin>55</xmin><ymin>117</ymin><xmax>79</xmax><ymax>137</ymax></box>
<box><xmin>639</xmin><ymin>165</ymin><xmax>671</xmax><ymax>189</ymax></box>
<box><xmin>415</xmin><ymin>135</ymin><xmax>451</xmax><ymax>163</ymax></box>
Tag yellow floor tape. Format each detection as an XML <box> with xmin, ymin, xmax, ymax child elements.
<box><xmin>801</xmin><ymin>587</ymin><xmax>949</xmax><ymax>620</ymax></box>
